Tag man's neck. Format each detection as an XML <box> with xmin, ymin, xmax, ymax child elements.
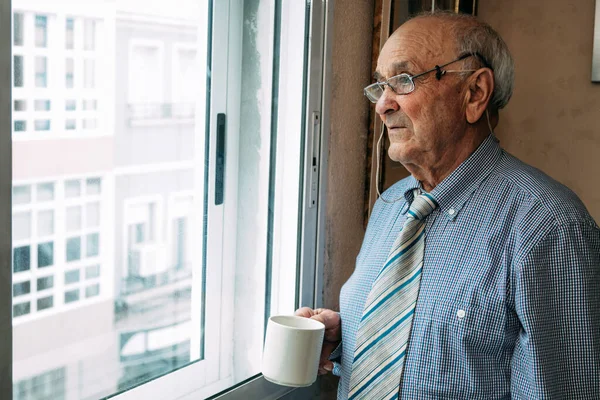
<box><xmin>406</xmin><ymin>131</ymin><xmax>489</xmax><ymax>192</ymax></box>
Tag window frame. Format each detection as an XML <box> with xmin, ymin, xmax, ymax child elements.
<box><xmin>0</xmin><ymin>0</ymin><xmax>333</xmax><ymax>399</ymax></box>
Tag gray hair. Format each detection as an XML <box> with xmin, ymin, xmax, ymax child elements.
<box><xmin>411</xmin><ymin>12</ymin><xmax>514</xmax><ymax>110</ymax></box>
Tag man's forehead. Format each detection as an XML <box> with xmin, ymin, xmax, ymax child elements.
<box><xmin>375</xmin><ymin>22</ymin><xmax>449</xmax><ymax>78</ymax></box>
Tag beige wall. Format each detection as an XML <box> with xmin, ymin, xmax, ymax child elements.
<box><xmin>479</xmin><ymin>0</ymin><xmax>600</xmax><ymax>222</ymax></box>
<box><xmin>323</xmin><ymin>1</ymin><xmax>374</xmax><ymax>311</ymax></box>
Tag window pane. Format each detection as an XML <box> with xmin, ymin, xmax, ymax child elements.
<box><xmin>86</xmin><ymin>233</ymin><xmax>99</xmax><ymax>257</ymax></box>
<box><xmin>13</xmin><ymin>185</ymin><xmax>31</xmax><ymax>204</ymax></box>
<box><xmin>65</xmin><ymin>269</ymin><xmax>80</xmax><ymax>284</ymax></box>
<box><xmin>84</xmin><ymin>59</ymin><xmax>95</xmax><ymax>88</ymax></box>
<box><xmin>85</xmin><ymin>284</ymin><xmax>99</xmax><ymax>298</ymax></box>
<box><xmin>37</xmin><ymin>210</ymin><xmax>54</xmax><ymax>236</ymax></box>
<box><xmin>66</xmin><ymin>119</ymin><xmax>76</xmax><ymax>130</ymax></box>
<box><xmin>14</xmin><ymin>13</ymin><xmax>24</xmax><ymax>46</ymax></box>
<box><xmin>13</xmin><ymin>211</ymin><xmax>31</xmax><ymax>241</ymax></box>
<box><xmin>35</xmin><ymin>15</ymin><xmax>47</xmax><ymax>47</ymax></box>
<box><xmin>66</xmin><ymin>206</ymin><xmax>82</xmax><ymax>231</ymax></box>
<box><xmin>38</xmin><ymin>242</ymin><xmax>54</xmax><ymax>268</ymax></box>
<box><xmin>82</xmin><ymin>118</ymin><xmax>97</xmax><ymax>130</ymax></box>
<box><xmin>65</xmin><ymin>289</ymin><xmax>79</xmax><ymax>303</ymax></box>
<box><xmin>37</xmin><ymin>296</ymin><xmax>53</xmax><ymax>311</ymax></box>
<box><xmin>35</xmin><ymin>56</ymin><xmax>47</xmax><ymax>87</ymax></box>
<box><xmin>83</xmin><ymin>99</ymin><xmax>97</xmax><ymax>110</ymax></box>
<box><xmin>13</xmin><ymin>281</ymin><xmax>31</xmax><ymax>297</ymax></box>
<box><xmin>86</xmin><ymin>178</ymin><xmax>101</xmax><ymax>194</ymax></box>
<box><xmin>85</xmin><ymin>264</ymin><xmax>100</xmax><ymax>279</ymax></box>
<box><xmin>14</xmin><ymin>121</ymin><xmax>26</xmax><ymax>132</ymax></box>
<box><xmin>86</xmin><ymin>203</ymin><xmax>100</xmax><ymax>228</ymax></box>
<box><xmin>13</xmin><ymin>246</ymin><xmax>30</xmax><ymax>273</ymax></box>
<box><xmin>66</xmin><ymin>99</ymin><xmax>76</xmax><ymax>111</ymax></box>
<box><xmin>66</xmin><ymin>237</ymin><xmax>81</xmax><ymax>262</ymax></box>
<box><xmin>65</xmin><ymin>180</ymin><xmax>80</xmax><ymax>197</ymax></box>
<box><xmin>34</xmin><ymin>120</ymin><xmax>50</xmax><ymax>131</ymax></box>
<box><xmin>34</xmin><ymin>100</ymin><xmax>51</xmax><ymax>111</ymax></box>
<box><xmin>14</xmin><ymin>100</ymin><xmax>26</xmax><ymax>111</ymax></box>
<box><xmin>37</xmin><ymin>182</ymin><xmax>55</xmax><ymax>201</ymax></box>
<box><xmin>66</xmin><ymin>18</ymin><xmax>74</xmax><ymax>49</ymax></box>
<box><xmin>66</xmin><ymin>58</ymin><xmax>74</xmax><ymax>88</ymax></box>
<box><xmin>13</xmin><ymin>55</ymin><xmax>23</xmax><ymax>87</ymax></box>
<box><xmin>13</xmin><ymin>302</ymin><xmax>30</xmax><ymax>317</ymax></box>
<box><xmin>37</xmin><ymin>276</ymin><xmax>54</xmax><ymax>291</ymax></box>
<box><xmin>84</xmin><ymin>20</ymin><xmax>95</xmax><ymax>50</ymax></box>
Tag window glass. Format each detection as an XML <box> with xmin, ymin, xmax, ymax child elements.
<box><xmin>37</xmin><ymin>276</ymin><xmax>54</xmax><ymax>291</ymax></box>
<box><xmin>65</xmin><ymin>180</ymin><xmax>81</xmax><ymax>197</ymax></box>
<box><xmin>13</xmin><ymin>281</ymin><xmax>30</xmax><ymax>297</ymax></box>
<box><xmin>14</xmin><ymin>13</ymin><xmax>24</xmax><ymax>46</ymax></box>
<box><xmin>37</xmin><ymin>296</ymin><xmax>53</xmax><ymax>311</ymax></box>
<box><xmin>35</xmin><ymin>15</ymin><xmax>47</xmax><ymax>47</ymax></box>
<box><xmin>37</xmin><ymin>242</ymin><xmax>54</xmax><ymax>268</ymax></box>
<box><xmin>10</xmin><ymin>1</ymin><xmax>311</xmax><ymax>399</ymax></box>
<box><xmin>36</xmin><ymin>183</ymin><xmax>54</xmax><ymax>201</ymax></box>
<box><xmin>34</xmin><ymin>100</ymin><xmax>51</xmax><ymax>111</ymax></box>
<box><xmin>13</xmin><ymin>186</ymin><xmax>31</xmax><ymax>205</ymax></box>
<box><xmin>34</xmin><ymin>120</ymin><xmax>50</xmax><ymax>131</ymax></box>
<box><xmin>65</xmin><ymin>270</ymin><xmax>80</xmax><ymax>284</ymax></box>
<box><xmin>66</xmin><ymin>237</ymin><xmax>81</xmax><ymax>262</ymax></box>
<box><xmin>14</xmin><ymin>121</ymin><xmax>26</xmax><ymax>132</ymax></box>
<box><xmin>13</xmin><ymin>55</ymin><xmax>23</xmax><ymax>87</ymax></box>
<box><xmin>14</xmin><ymin>100</ymin><xmax>26</xmax><ymax>111</ymax></box>
<box><xmin>13</xmin><ymin>212</ymin><xmax>31</xmax><ymax>241</ymax></box>
<box><xmin>65</xmin><ymin>289</ymin><xmax>79</xmax><ymax>303</ymax></box>
<box><xmin>13</xmin><ymin>246</ymin><xmax>30</xmax><ymax>273</ymax></box>
<box><xmin>37</xmin><ymin>210</ymin><xmax>54</xmax><ymax>236</ymax></box>
<box><xmin>35</xmin><ymin>56</ymin><xmax>47</xmax><ymax>87</ymax></box>
<box><xmin>66</xmin><ymin>18</ymin><xmax>74</xmax><ymax>49</ymax></box>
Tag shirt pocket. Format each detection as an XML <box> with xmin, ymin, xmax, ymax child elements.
<box><xmin>428</xmin><ymin>300</ymin><xmax>506</xmax><ymax>356</ymax></box>
<box><xmin>407</xmin><ymin>300</ymin><xmax>509</xmax><ymax>398</ymax></box>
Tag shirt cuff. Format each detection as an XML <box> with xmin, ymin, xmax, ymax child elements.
<box><xmin>328</xmin><ymin>341</ymin><xmax>343</xmax><ymax>376</ymax></box>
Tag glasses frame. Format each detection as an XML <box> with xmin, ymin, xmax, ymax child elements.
<box><xmin>364</xmin><ymin>52</ymin><xmax>492</xmax><ymax>103</ymax></box>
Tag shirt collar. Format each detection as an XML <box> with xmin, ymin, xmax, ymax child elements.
<box><xmin>400</xmin><ymin>134</ymin><xmax>502</xmax><ymax>220</ymax></box>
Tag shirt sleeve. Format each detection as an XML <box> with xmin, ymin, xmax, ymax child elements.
<box><xmin>511</xmin><ymin>220</ymin><xmax>600</xmax><ymax>398</ymax></box>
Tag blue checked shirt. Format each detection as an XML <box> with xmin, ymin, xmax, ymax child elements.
<box><xmin>333</xmin><ymin>134</ymin><xmax>600</xmax><ymax>399</ymax></box>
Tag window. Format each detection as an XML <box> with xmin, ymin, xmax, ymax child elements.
<box><xmin>34</xmin><ymin>120</ymin><xmax>50</xmax><ymax>131</ymax></box>
<box><xmin>84</xmin><ymin>59</ymin><xmax>95</xmax><ymax>88</ymax></box>
<box><xmin>14</xmin><ymin>13</ymin><xmax>23</xmax><ymax>46</ymax></box>
<box><xmin>84</xmin><ymin>20</ymin><xmax>95</xmax><ymax>51</ymax></box>
<box><xmin>7</xmin><ymin>1</ymin><xmax>326</xmax><ymax>399</ymax></box>
<box><xmin>14</xmin><ymin>100</ymin><xmax>26</xmax><ymax>111</ymax></box>
<box><xmin>66</xmin><ymin>18</ymin><xmax>74</xmax><ymax>49</ymax></box>
<box><xmin>13</xmin><ymin>55</ymin><xmax>23</xmax><ymax>87</ymax></box>
<box><xmin>35</xmin><ymin>56</ymin><xmax>47</xmax><ymax>87</ymax></box>
<box><xmin>65</xmin><ymin>58</ymin><xmax>74</xmax><ymax>88</ymax></box>
<box><xmin>34</xmin><ymin>100</ymin><xmax>50</xmax><ymax>111</ymax></box>
<box><xmin>35</xmin><ymin>15</ymin><xmax>47</xmax><ymax>47</ymax></box>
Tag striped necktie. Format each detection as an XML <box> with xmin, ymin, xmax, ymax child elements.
<box><xmin>349</xmin><ymin>190</ymin><xmax>438</xmax><ymax>400</ymax></box>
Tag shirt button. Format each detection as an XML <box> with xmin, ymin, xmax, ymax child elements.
<box><xmin>448</xmin><ymin>208</ymin><xmax>456</xmax><ymax>216</ymax></box>
<box><xmin>456</xmin><ymin>309</ymin><xmax>466</xmax><ymax>319</ymax></box>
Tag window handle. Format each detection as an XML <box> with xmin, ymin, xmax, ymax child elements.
<box><xmin>215</xmin><ymin>113</ymin><xmax>226</xmax><ymax>205</ymax></box>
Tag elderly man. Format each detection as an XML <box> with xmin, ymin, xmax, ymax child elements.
<box><xmin>297</xmin><ymin>11</ymin><xmax>600</xmax><ymax>400</ymax></box>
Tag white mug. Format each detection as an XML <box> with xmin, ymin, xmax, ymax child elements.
<box><xmin>262</xmin><ymin>315</ymin><xmax>325</xmax><ymax>387</ymax></box>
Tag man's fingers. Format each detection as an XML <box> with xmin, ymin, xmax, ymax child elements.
<box><xmin>294</xmin><ymin>307</ymin><xmax>314</xmax><ymax>318</ymax></box>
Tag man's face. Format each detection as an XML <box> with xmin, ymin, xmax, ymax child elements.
<box><xmin>375</xmin><ymin>19</ymin><xmax>469</xmax><ymax>168</ymax></box>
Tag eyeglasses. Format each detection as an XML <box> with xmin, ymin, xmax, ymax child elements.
<box><xmin>363</xmin><ymin>52</ymin><xmax>492</xmax><ymax>103</ymax></box>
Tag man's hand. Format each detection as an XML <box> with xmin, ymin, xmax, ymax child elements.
<box><xmin>295</xmin><ymin>307</ymin><xmax>341</xmax><ymax>375</ymax></box>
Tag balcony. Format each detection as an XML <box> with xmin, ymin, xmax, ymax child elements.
<box><xmin>126</xmin><ymin>103</ymin><xmax>195</xmax><ymax>127</ymax></box>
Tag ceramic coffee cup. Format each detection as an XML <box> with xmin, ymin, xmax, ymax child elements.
<box><xmin>262</xmin><ymin>315</ymin><xmax>325</xmax><ymax>387</ymax></box>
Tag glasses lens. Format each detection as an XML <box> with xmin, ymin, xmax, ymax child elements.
<box><xmin>364</xmin><ymin>83</ymin><xmax>383</xmax><ymax>103</ymax></box>
<box><xmin>388</xmin><ymin>74</ymin><xmax>414</xmax><ymax>95</ymax></box>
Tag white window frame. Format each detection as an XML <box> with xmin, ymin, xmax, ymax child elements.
<box><xmin>0</xmin><ymin>0</ymin><xmax>333</xmax><ymax>398</ymax></box>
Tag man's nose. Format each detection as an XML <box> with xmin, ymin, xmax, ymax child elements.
<box><xmin>375</xmin><ymin>87</ymin><xmax>400</xmax><ymax>117</ymax></box>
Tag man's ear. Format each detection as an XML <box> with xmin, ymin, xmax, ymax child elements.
<box><xmin>465</xmin><ymin>68</ymin><xmax>494</xmax><ymax>124</ymax></box>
